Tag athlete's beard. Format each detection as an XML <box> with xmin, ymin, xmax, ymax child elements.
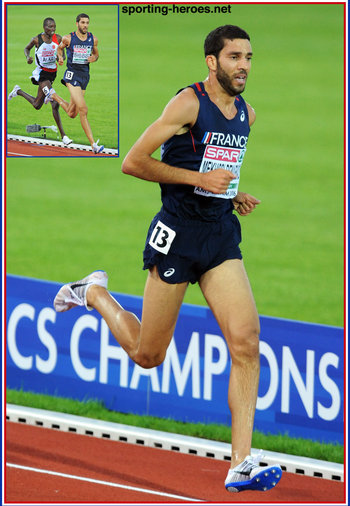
<box><xmin>216</xmin><ymin>61</ymin><xmax>246</xmax><ymax>97</ymax></box>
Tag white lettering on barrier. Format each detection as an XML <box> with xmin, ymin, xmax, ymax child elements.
<box><xmin>317</xmin><ymin>352</ymin><xmax>341</xmax><ymax>421</ymax></box>
<box><xmin>257</xmin><ymin>341</ymin><xmax>279</xmax><ymax>410</ymax></box>
<box><xmin>100</xmin><ymin>319</ymin><xmax>129</xmax><ymax>387</ymax></box>
<box><xmin>162</xmin><ymin>333</ymin><xmax>200</xmax><ymax>398</ymax></box>
<box><xmin>36</xmin><ymin>308</ymin><xmax>57</xmax><ymax>374</ymax></box>
<box><xmin>70</xmin><ymin>315</ymin><xmax>98</xmax><ymax>381</ymax></box>
<box><xmin>6</xmin><ymin>303</ymin><xmax>342</xmax><ymax>422</ymax></box>
<box><xmin>8</xmin><ymin>303</ymin><xmax>35</xmax><ymax>370</ymax></box>
<box><xmin>130</xmin><ymin>365</ymin><xmax>160</xmax><ymax>392</ymax></box>
<box><xmin>281</xmin><ymin>347</ymin><xmax>315</xmax><ymax>418</ymax></box>
<box><xmin>7</xmin><ymin>303</ymin><xmax>57</xmax><ymax>372</ymax></box>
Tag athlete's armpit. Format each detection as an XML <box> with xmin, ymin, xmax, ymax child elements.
<box><xmin>246</xmin><ymin>102</ymin><xmax>256</xmax><ymax>126</ymax></box>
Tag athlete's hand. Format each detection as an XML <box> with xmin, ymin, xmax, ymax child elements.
<box><xmin>199</xmin><ymin>169</ymin><xmax>234</xmax><ymax>194</ymax></box>
<box><xmin>58</xmin><ymin>56</ymin><xmax>64</xmax><ymax>66</ymax></box>
<box><xmin>26</xmin><ymin>56</ymin><xmax>33</xmax><ymax>64</ymax></box>
<box><xmin>233</xmin><ymin>192</ymin><xmax>261</xmax><ymax>215</ymax></box>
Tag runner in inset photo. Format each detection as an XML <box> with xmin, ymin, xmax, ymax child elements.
<box><xmin>44</xmin><ymin>13</ymin><xmax>104</xmax><ymax>154</ymax></box>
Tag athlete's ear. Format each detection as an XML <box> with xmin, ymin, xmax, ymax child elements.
<box><xmin>206</xmin><ymin>54</ymin><xmax>217</xmax><ymax>72</ymax></box>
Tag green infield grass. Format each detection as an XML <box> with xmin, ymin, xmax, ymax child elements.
<box><xmin>6</xmin><ymin>3</ymin><xmax>344</xmax><ymax>326</ymax></box>
<box><xmin>6</xmin><ymin>4</ymin><xmax>118</xmax><ymax>148</ymax></box>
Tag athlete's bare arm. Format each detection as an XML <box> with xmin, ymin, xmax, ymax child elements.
<box><xmin>246</xmin><ymin>102</ymin><xmax>256</xmax><ymax>126</ymax></box>
<box><xmin>24</xmin><ymin>36</ymin><xmax>38</xmax><ymax>64</ymax></box>
<box><xmin>57</xmin><ymin>34</ymin><xmax>71</xmax><ymax>65</ymax></box>
<box><xmin>122</xmin><ymin>87</ymin><xmax>234</xmax><ymax>195</ymax></box>
<box><xmin>55</xmin><ymin>34</ymin><xmax>65</xmax><ymax>61</ymax></box>
<box><xmin>88</xmin><ymin>36</ymin><xmax>99</xmax><ymax>63</ymax></box>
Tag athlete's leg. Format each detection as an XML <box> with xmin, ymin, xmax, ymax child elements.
<box><xmin>87</xmin><ymin>266</ymin><xmax>189</xmax><ymax>368</ymax></box>
<box><xmin>50</xmin><ymin>90</ymin><xmax>79</xmax><ymax>118</ymax></box>
<box><xmin>17</xmin><ymin>85</ymin><xmax>45</xmax><ymax>110</ymax></box>
<box><xmin>49</xmin><ymin>99</ymin><xmax>66</xmax><ymax>138</ymax></box>
<box><xmin>64</xmin><ymin>84</ymin><xmax>95</xmax><ymax>146</ymax></box>
<box><xmin>198</xmin><ymin>259</ymin><xmax>260</xmax><ymax>468</ymax></box>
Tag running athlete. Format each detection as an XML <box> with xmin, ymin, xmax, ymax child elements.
<box><xmin>44</xmin><ymin>13</ymin><xmax>103</xmax><ymax>154</ymax></box>
<box><xmin>53</xmin><ymin>25</ymin><xmax>282</xmax><ymax>492</ymax></box>
<box><xmin>8</xmin><ymin>17</ymin><xmax>72</xmax><ymax>146</ymax></box>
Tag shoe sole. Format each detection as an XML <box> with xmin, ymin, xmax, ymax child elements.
<box><xmin>225</xmin><ymin>466</ymin><xmax>282</xmax><ymax>492</ymax></box>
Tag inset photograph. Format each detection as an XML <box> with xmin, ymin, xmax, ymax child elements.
<box><xmin>6</xmin><ymin>4</ymin><xmax>119</xmax><ymax>156</ymax></box>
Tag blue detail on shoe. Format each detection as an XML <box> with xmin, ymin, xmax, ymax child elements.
<box><xmin>225</xmin><ymin>466</ymin><xmax>282</xmax><ymax>492</ymax></box>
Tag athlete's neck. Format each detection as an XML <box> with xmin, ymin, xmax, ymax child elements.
<box><xmin>76</xmin><ymin>30</ymin><xmax>88</xmax><ymax>41</ymax></box>
<box><xmin>42</xmin><ymin>32</ymin><xmax>53</xmax><ymax>43</ymax></box>
<box><xmin>203</xmin><ymin>77</ymin><xmax>238</xmax><ymax>119</ymax></box>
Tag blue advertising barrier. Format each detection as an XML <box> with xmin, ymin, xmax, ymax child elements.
<box><xmin>6</xmin><ymin>274</ymin><xmax>344</xmax><ymax>443</ymax></box>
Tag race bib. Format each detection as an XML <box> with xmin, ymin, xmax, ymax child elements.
<box><xmin>65</xmin><ymin>70</ymin><xmax>74</xmax><ymax>80</ymax></box>
<box><xmin>72</xmin><ymin>45</ymin><xmax>92</xmax><ymax>64</ymax></box>
<box><xmin>194</xmin><ymin>145</ymin><xmax>246</xmax><ymax>199</ymax></box>
<box><xmin>149</xmin><ymin>220</ymin><xmax>176</xmax><ymax>254</ymax></box>
<box><xmin>41</xmin><ymin>50</ymin><xmax>56</xmax><ymax>65</ymax></box>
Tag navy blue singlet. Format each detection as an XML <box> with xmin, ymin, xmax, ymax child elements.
<box><xmin>160</xmin><ymin>82</ymin><xmax>250</xmax><ymax>221</ymax></box>
<box><xmin>66</xmin><ymin>32</ymin><xmax>94</xmax><ymax>74</ymax></box>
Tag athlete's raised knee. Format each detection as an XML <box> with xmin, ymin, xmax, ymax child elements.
<box><xmin>68</xmin><ymin>108</ymin><xmax>78</xmax><ymax>118</ymax></box>
<box><xmin>133</xmin><ymin>350</ymin><xmax>166</xmax><ymax>369</ymax></box>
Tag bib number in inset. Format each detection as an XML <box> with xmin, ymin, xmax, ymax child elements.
<box><xmin>65</xmin><ymin>70</ymin><xmax>74</xmax><ymax>80</ymax></box>
<box><xmin>149</xmin><ymin>220</ymin><xmax>176</xmax><ymax>254</ymax></box>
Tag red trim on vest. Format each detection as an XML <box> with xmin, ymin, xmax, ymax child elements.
<box><xmin>195</xmin><ymin>82</ymin><xmax>206</xmax><ymax>96</ymax></box>
<box><xmin>189</xmin><ymin>129</ymin><xmax>196</xmax><ymax>152</ymax></box>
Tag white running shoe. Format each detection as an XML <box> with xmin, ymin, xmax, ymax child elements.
<box><xmin>225</xmin><ymin>451</ymin><xmax>282</xmax><ymax>493</ymax></box>
<box><xmin>44</xmin><ymin>87</ymin><xmax>55</xmax><ymax>104</ymax></box>
<box><xmin>62</xmin><ymin>135</ymin><xmax>73</xmax><ymax>146</ymax></box>
<box><xmin>8</xmin><ymin>85</ymin><xmax>21</xmax><ymax>100</ymax></box>
<box><xmin>92</xmin><ymin>139</ymin><xmax>104</xmax><ymax>154</ymax></box>
<box><xmin>53</xmin><ymin>270</ymin><xmax>108</xmax><ymax>312</ymax></box>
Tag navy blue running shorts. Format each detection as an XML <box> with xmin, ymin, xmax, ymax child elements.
<box><xmin>62</xmin><ymin>69</ymin><xmax>90</xmax><ymax>90</ymax></box>
<box><xmin>143</xmin><ymin>209</ymin><xmax>242</xmax><ymax>284</ymax></box>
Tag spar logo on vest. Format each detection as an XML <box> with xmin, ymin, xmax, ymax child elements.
<box><xmin>194</xmin><ymin>131</ymin><xmax>249</xmax><ymax>199</ymax></box>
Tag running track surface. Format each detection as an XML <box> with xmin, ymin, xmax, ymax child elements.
<box><xmin>5</xmin><ymin>422</ymin><xmax>345</xmax><ymax>503</ymax></box>
<box><xmin>6</xmin><ymin>140</ymin><xmax>116</xmax><ymax>157</ymax></box>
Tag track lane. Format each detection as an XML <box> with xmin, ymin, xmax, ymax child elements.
<box><xmin>6</xmin><ymin>139</ymin><xmax>116</xmax><ymax>157</ymax></box>
<box><xmin>5</xmin><ymin>422</ymin><xmax>345</xmax><ymax>503</ymax></box>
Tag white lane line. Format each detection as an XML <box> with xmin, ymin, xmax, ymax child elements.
<box><xmin>6</xmin><ymin>152</ymin><xmax>32</xmax><ymax>157</ymax></box>
<box><xmin>6</xmin><ymin>463</ymin><xmax>202</xmax><ymax>502</ymax></box>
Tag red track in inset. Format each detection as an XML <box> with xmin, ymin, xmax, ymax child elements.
<box><xmin>5</xmin><ymin>422</ymin><xmax>345</xmax><ymax>503</ymax></box>
<box><xmin>6</xmin><ymin>140</ymin><xmax>116</xmax><ymax>157</ymax></box>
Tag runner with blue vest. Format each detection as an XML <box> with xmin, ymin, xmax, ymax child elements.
<box><xmin>44</xmin><ymin>13</ymin><xmax>104</xmax><ymax>153</ymax></box>
<box><xmin>53</xmin><ymin>25</ymin><xmax>282</xmax><ymax>492</ymax></box>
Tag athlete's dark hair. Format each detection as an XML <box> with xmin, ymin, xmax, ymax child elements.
<box><xmin>204</xmin><ymin>25</ymin><xmax>250</xmax><ymax>58</ymax></box>
<box><xmin>43</xmin><ymin>17</ymin><xmax>55</xmax><ymax>28</ymax></box>
<box><xmin>76</xmin><ymin>13</ymin><xmax>90</xmax><ymax>22</ymax></box>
